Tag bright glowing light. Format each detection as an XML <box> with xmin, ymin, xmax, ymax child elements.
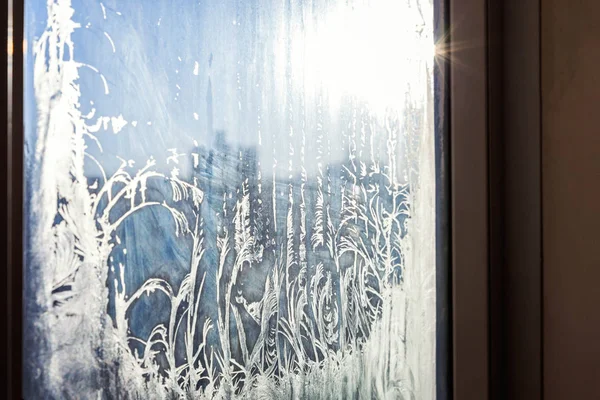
<box><xmin>289</xmin><ymin>0</ymin><xmax>434</xmax><ymax>113</ymax></box>
<box><xmin>5</xmin><ymin>40</ymin><xmax>26</xmax><ymax>56</ymax></box>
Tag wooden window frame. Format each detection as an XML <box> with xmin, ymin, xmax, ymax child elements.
<box><xmin>449</xmin><ymin>0</ymin><xmax>543</xmax><ymax>399</ymax></box>
<box><xmin>3</xmin><ymin>0</ymin><xmax>24</xmax><ymax>399</ymax></box>
<box><xmin>3</xmin><ymin>0</ymin><xmax>543</xmax><ymax>398</ymax></box>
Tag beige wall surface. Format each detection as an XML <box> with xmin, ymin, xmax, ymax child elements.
<box><xmin>542</xmin><ymin>1</ymin><xmax>600</xmax><ymax>398</ymax></box>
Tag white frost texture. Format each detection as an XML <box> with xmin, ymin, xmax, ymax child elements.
<box><xmin>24</xmin><ymin>0</ymin><xmax>438</xmax><ymax>399</ymax></box>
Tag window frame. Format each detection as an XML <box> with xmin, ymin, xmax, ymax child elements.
<box><xmin>447</xmin><ymin>0</ymin><xmax>490</xmax><ymax>397</ymax></box>
<box><xmin>3</xmin><ymin>0</ymin><xmax>24</xmax><ymax>399</ymax></box>
<box><xmin>3</xmin><ymin>0</ymin><xmax>544</xmax><ymax>398</ymax></box>
<box><xmin>448</xmin><ymin>0</ymin><xmax>543</xmax><ymax>399</ymax></box>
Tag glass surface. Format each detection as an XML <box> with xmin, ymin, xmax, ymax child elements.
<box><xmin>23</xmin><ymin>0</ymin><xmax>439</xmax><ymax>398</ymax></box>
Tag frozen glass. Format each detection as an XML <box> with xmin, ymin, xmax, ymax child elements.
<box><xmin>23</xmin><ymin>0</ymin><xmax>439</xmax><ymax>398</ymax></box>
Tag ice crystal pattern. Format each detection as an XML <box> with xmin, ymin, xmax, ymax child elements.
<box><xmin>24</xmin><ymin>0</ymin><xmax>437</xmax><ymax>399</ymax></box>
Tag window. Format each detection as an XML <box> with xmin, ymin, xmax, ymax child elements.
<box><xmin>19</xmin><ymin>0</ymin><xmax>454</xmax><ymax>398</ymax></box>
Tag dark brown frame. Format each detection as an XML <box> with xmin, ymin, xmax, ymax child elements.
<box><xmin>499</xmin><ymin>1</ymin><xmax>543</xmax><ymax>399</ymax></box>
<box><xmin>3</xmin><ymin>0</ymin><xmax>544</xmax><ymax>399</ymax></box>
<box><xmin>450</xmin><ymin>0</ymin><xmax>542</xmax><ymax>399</ymax></box>
<box><xmin>449</xmin><ymin>0</ymin><xmax>489</xmax><ymax>398</ymax></box>
<box><xmin>3</xmin><ymin>0</ymin><xmax>24</xmax><ymax>399</ymax></box>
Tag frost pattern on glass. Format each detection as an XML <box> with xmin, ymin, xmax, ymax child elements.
<box><xmin>24</xmin><ymin>0</ymin><xmax>436</xmax><ymax>398</ymax></box>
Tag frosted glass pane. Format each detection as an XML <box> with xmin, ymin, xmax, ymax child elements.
<box><xmin>23</xmin><ymin>0</ymin><xmax>439</xmax><ymax>398</ymax></box>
